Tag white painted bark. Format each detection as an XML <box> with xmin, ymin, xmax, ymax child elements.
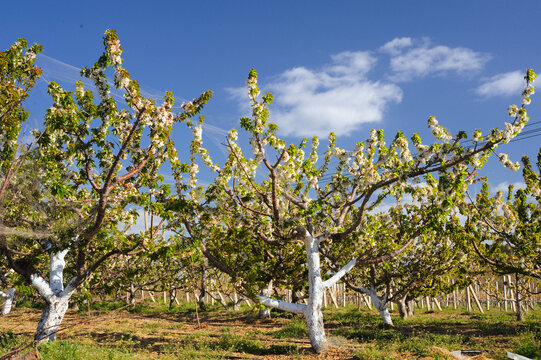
<box><xmin>397</xmin><ymin>296</ymin><xmax>409</xmax><ymax>319</ymax></box>
<box><xmin>257</xmin><ymin>229</ymin><xmax>357</xmax><ymax>354</ymax></box>
<box><xmin>304</xmin><ymin>232</ymin><xmax>328</xmax><ymax>353</ymax></box>
<box><xmin>259</xmin><ymin>281</ymin><xmax>273</xmax><ymax>318</ymax></box>
<box><xmin>366</xmin><ymin>288</ymin><xmax>393</xmax><ymax>326</ymax></box>
<box><xmin>1</xmin><ymin>288</ymin><xmax>15</xmax><ymax>315</ymax></box>
<box><xmin>31</xmin><ymin>250</ymin><xmax>77</xmax><ymax>343</ymax></box>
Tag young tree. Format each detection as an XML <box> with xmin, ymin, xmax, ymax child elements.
<box><xmin>192</xmin><ymin>68</ymin><xmax>535</xmax><ymax>353</ymax></box>
<box><xmin>339</xmin><ymin>212</ymin><xmax>474</xmax><ymax>324</ymax></box>
<box><xmin>0</xmin><ymin>31</ymin><xmax>211</xmax><ymax>342</ymax></box>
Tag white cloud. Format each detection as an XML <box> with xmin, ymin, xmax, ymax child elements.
<box><xmin>382</xmin><ymin>38</ymin><xmax>490</xmax><ymax>82</ymax></box>
<box><xmin>228</xmin><ymin>38</ymin><xmax>491</xmax><ymax>138</ymax></box>
<box><xmin>379</xmin><ymin>37</ymin><xmax>413</xmax><ymax>55</ymax></box>
<box><xmin>475</xmin><ymin>70</ymin><xmax>524</xmax><ymax>97</ymax></box>
<box><xmin>257</xmin><ymin>51</ymin><xmax>403</xmax><ymax>138</ymax></box>
<box><xmin>491</xmin><ymin>181</ymin><xmax>525</xmax><ymax>194</ymax></box>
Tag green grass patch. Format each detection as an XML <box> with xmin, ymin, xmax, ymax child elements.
<box><xmin>38</xmin><ymin>341</ymin><xmax>137</xmax><ymax>360</ymax></box>
<box><xmin>270</xmin><ymin>318</ymin><xmax>307</xmax><ymax>339</ymax></box>
<box><xmin>0</xmin><ymin>331</ymin><xmax>20</xmax><ymax>352</ymax></box>
<box><xmin>512</xmin><ymin>331</ymin><xmax>541</xmax><ymax>359</ymax></box>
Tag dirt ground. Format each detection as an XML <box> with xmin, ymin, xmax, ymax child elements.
<box><xmin>0</xmin><ymin>307</ymin><xmax>362</xmax><ymax>359</ymax></box>
<box><xmin>1</xmin><ymin>304</ymin><xmax>537</xmax><ymax>359</ymax></box>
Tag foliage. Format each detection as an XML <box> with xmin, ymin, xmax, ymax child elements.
<box><xmin>185</xmin><ymin>66</ymin><xmax>536</xmax><ymax>352</ymax></box>
<box><xmin>464</xmin><ymin>147</ymin><xmax>541</xmax><ymax>281</ymax></box>
<box><xmin>0</xmin><ymin>38</ymin><xmax>42</xmax><ymax>176</ymax></box>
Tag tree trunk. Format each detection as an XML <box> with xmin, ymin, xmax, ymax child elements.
<box><xmin>304</xmin><ymin>233</ymin><xmax>327</xmax><ymax>354</ymax></box>
<box><xmin>31</xmin><ymin>250</ymin><xmax>76</xmax><ymax>343</ymax></box>
<box><xmin>35</xmin><ymin>294</ymin><xmax>70</xmax><ymax>342</ymax></box>
<box><xmin>367</xmin><ymin>288</ymin><xmax>393</xmax><ymax>326</ymax></box>
<box><xmin>198</xmin><ymin>267</ymin><xmax>207</xmax><ymax>312</ymax></box>
<box><xmin>257</xmin><ymin>228</ymin><xmax>357</xmax><ymax>354</ymax></box>
<box><xmin>259</xmin><ymin>281</ymin><xmax>273</xmax><ymax>319</ymax></box>
<box><xmin>1</xmin><ymin>288</ymin><xmax>15</xmax><ymax>315</ymax></box>
<box><xmin>515</xmin><ymin>273</ymin><xmax>524</xmax><ymax>321</ymax></box>
<box><xmin>407</xmin><ymin>299</ymin><xmax>415</xmax><ymax>318</ymax></box>
<box><xmin>232</xmin><ymin>291</ymin><xmax>240</xmax><ymax>310</ymax></box>
<box><xmin>128</xmin><ymin>282</ymin><xmax>136</xmax><ymax>306</ymax></box>
<box><xmin>397</xmin><ymin>296</ymin><xmax>408</xmax><ymax>320</ymax></box>
<box><xmin>169</xmin><ymin>288</ymin><xmax>177</xmax><ymax>310</ymax></box>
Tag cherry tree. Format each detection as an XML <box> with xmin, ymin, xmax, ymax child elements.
<box><xmin>0</xmin><ymin>38</ymin><xmax>43</xmax><ymax>317</ymax></box>
<box><xmin>192</xmin><ymin>68</ymin><xmax>535</xmax><ymax>353</ymax></box>
<box><xmin>0</xmin><ymin>30</ymin><xmax>211</xmax><ymax>342</ymax></box>
<box><xmin>337</xmin><ymin>211</ymin><xmax>474</xmax><ymax>324</ymax></box>
<box><xmin>162</xmin><ymin>114</ymin><xmax>311</xmax><ymax>315</ymax></box>
<box><xmin>464</xmin><ymin>147</ymin><xmax>540</xmax><ymax>320</ymax></box>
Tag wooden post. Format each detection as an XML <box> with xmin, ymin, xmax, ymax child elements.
<box><xmin>453</xmin><ymin>290</ymin><xmax>457</xmax><ymax>310</ymax></box>
<box><xmin>363</xmin><ymin>294</ymin><xmax>372</xmax><ymax>309</ymax></box>
<box><xmin>503</xmin><ymin>276</ymin><xmax>508</xmax><ymax>312</ymax></box>
<box><xmin>433</xmin><ymin>297</ymin><xmax>443</xmax><ymax>311</ymax></box>
<box><xmin>469</xmin><ymin>286</ymin><xmax>484</xmax><ymax>314</ymax></box>
<box><xmin>329</xmin><ymin>287</ymin><xmax>339</xmax><ymax>309</ymax></box>
<box><xmin>217</xmin><ymin>291</ymin><xmax>226</xmax><ymax>305</ymax></box>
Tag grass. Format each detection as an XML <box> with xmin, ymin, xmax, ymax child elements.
<box><xmin>326</xmin><ymin>305</ymin><xmax>541</xmax><ymax>359</ymax></box>
<box><xmin>270</xmin><ymin>317</ymin><xmax>308</xmax><ymax>338</ymax></box>
<box><xmin>39</xmin><ymin>341</ymin><xmax>137</xmax><ymax>360</ymax></box>
<box><xmin>511</xmin><ymin>331</ymin><xmax>541</xmax><ymax>359</ymax></box>
<box><xmin>0</xmin><ymin>300</ymin><xmax>539</xmax><ymax>359</ymax></box>
<box><xmin>212</xmin><ymin>328</ymin><xmax>300</xmax><ymax>355</ymax></box>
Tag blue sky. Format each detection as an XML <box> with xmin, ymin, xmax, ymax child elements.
<box><xmin>2</xmin><ymin>1</ymin><xmax>541</xmax><ymax>193</ymax></box>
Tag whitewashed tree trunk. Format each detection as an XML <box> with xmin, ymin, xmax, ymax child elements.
<box><xmin>128</xmin><ymin>282</ymin><xmax>136</xmax><ymax>306</ymax></box>
<box><xmin>366</xmin><ymin>288</ymin><xmax>393</xmax><ymax>326</ymax></box>
<box><xmin>257</xmin><ymin>228</ymin><xmax>356</xmax><ymax>354</ymax></box>
<box><xmin>259</xmin><ymin>280</ymin><xmax>273</xmax><ymax>319</ymax></box>
<box><xmin>1</xmin><ymin>288</ymin><xmax>16</xmax><ymax>315</ymax></box>
<box><xmin>407</xmin><ymin>299</ymin><xmax>415</xmax><ymax>317</ymax></box>
<box><xmin>397</xmin><ymin>296</ymin><xmax>408</xmax><ymax>320</ymax></box>
<box><xmin>32</xmin><ymin>250</ymin><xmax>77</xmax><ymax>343</ymax></box>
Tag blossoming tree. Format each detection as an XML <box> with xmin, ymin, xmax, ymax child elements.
<box><xmin>0</xmin><ymin>38</ymin><xmax>43</xmax><ymax>317</ymax></box>
<box><xmin>163</xmin><ymin>122</ymin><xmax>309</xmax><ymax>315</ymax></box>
<box><xmin>336</xmin><ymin>210</ymin><xmax>474</xmax><ymax>324</ymax></box>
<box><xmin>191</xmin><ymin>68</ymin><xmax>535</xmax><ymax>353</ymax></box>
<box><xmin>464</xmin><ymin>147</ymin><xmax>540</xmax><ymax>320</ymax></box>
<box><xmin>0</xmin><ymin>31</ymin><xmax>211</xmax><ymax>342</ymax></box>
